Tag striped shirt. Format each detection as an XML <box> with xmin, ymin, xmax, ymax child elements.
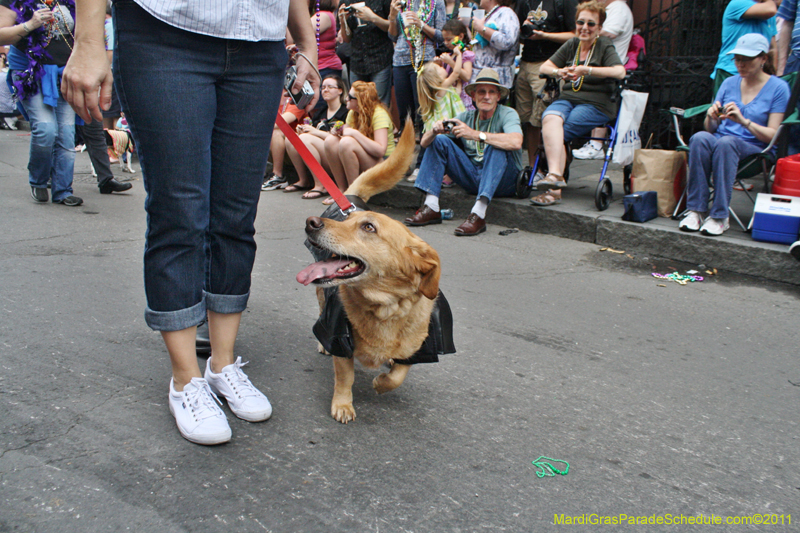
<box><xmin>135</xmin><ymin>0</ymin><xmax>289</xmax><ymax>41</ymax></box>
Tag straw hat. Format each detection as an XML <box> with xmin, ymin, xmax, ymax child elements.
<box><xmin>464</xmin><ymin>68</ymin><xmax>510</xmax><ymax>100</ymax></box>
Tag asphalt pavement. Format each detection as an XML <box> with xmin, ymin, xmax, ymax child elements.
<box><xmin>1</xmin><ymin>128</ymin><xmax>799</xmax><ymax>532</ymax></box>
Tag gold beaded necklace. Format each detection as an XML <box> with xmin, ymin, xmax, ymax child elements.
<box><xmin>571</xmin><ymin>39</ymin><xmax>596</xmax><ymax>92</ymax></box>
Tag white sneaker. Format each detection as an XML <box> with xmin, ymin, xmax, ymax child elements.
<box><xmin>205</xmin><ymin>357</ymin><xmax>272</xmax><ymax>422</ymax></box>
<box><xmin>169</xmin><ymin>377</ymin><xmax>232</xmax><ymax>445</ymax></box>
<box><xmin>261</xmin><ymin>175</ymin><xmax>287</xmax><ymax>191</ymax></box>
<box><xmin>790</xmin><ymin>240</ymin><xmax>800</xmax><ymax>262</ymax></box>
<box><xmin>407</xmin><ymin>168</ymin><xmax>420</xmax><ymax>182</ymax></box>
<box><xmin>699</xmin><ymin>217</ymin><xmax>730</xmax><ymax>236</ymax></box>
<box><xmin>679</xmin><ymin>211</ymin><xmax>705</xmax><ymax>232</ymax></box>
<box><xmin>531</xmin><ymin>170</ymin><xmax>546</xmax><ymax>190</ymax></box>
<box><xmin>572</xmin><ymin>142</ymin><xmax>605</xmax><ymax>160</ymax></box>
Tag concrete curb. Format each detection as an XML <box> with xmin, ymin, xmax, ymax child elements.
<box><xmin>373</xmin><ymin>181</ymin><xmax>800</xmax><ymax>286</ymax></box>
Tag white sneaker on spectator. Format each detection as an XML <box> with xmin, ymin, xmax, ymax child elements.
<box><xmin>789</xmin><ymin>240</ymin><xmax>800</xmax><ymax>262</ymax></box>
<box><xmin>205</xmin><ymin>357</ymin><xmax>272</xmax><ymax>422</ymax></box>
<box><xmin>531</xmin><ymin>170</ymin><xmax>546</xmax><ymax>189</ymax></box>
<box><xmin>572</xmin><ymin>142</ymin><xmax>605</xmax><ymax>160</ymax></box>
<box><xmin>407</xmin><ymin>168</ymin><xmax>420</xmax><ymax>182</ymax></box>
<box><xmin>169</xmin><ymin>377</ymin><xmax>231</xmax><ymax>445</ymax></box>
<box><xmin>678</xmin><ymin>211</ymin><xmax>705</xmax><ymax>232</ymax></box>
<box><xmin>699</xmin><ymin>216</ymin><xmax>729</xmax><ymax>236</ymax></box>
<box><xmin>261</xmin><ymin>174</ymin><xmax>287</xmax><ymax>191</ymax></box>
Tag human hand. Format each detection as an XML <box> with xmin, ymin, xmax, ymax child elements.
<box><xmin>28</xmin><ymin>8</ymin><xmax>54</xmax><ymax>30</ymax></box>
<box><xmin>472</xmin><ymin>18</ymin><xmax>485</xmax><ymax>33</ymax></box>
<box><xmin>721</xmin><ymin>102</ymin><xmax>744</xmax><ymax>123</ymax></box>
<box><xmin>404</xmin><ymin>11</ymin><xmax>422</xmax><ymax>28</ymax></box>
<box><xmin>292</xmin><ymin>53</ymin><xmax>320</xmax><ymax>111</ymax></box>
<box><xmin>390</xmin><ymin>0</ymin><xmax>403</xmax><ymax>16</ymax></box>
<box><xmin>707</xmin><ymin>101</ymin><xmax>723</xmax><ymax>119</ymax></box>
<box><xmin>61</xmin><ymin>40</ymin><xmax>113</xmax><ymax>123</ymax></box>
<box><xmin>355</xmin><ymin>5</ymin><xmax>377</xmax><ymax>23</ymax></box>
<box><xmin>439</xmin><ymin>52</ymin><xmax>454</xmax><ymax>66</ymax></box>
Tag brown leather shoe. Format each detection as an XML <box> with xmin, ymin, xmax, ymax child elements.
<box><xmin>404</xmin><ymin>205</ymin><xmax>442</xmax><ymax>226</ymax></box>
<box><xmin>454</xmin><ymin>213</ymin><xmax>486</xmax><ymax>236</ymax></box>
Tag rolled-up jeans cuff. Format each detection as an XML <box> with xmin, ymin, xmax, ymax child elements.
<box><xmin>145</xmin><ymin>299</ymin><xmax>206</xmax><ymax>332</ymax></box>
<box><xmin>205</xmin><ymin>290</ymin><xmax>249</xmax><ymax>315</ymax></box>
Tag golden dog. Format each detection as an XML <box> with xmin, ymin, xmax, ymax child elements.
<box><xmin>297</xmin><ymin>120</ymin><xmax>446</xmax><ymax>423</ymax></box>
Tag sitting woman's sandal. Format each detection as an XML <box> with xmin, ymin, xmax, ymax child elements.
<box><xmin>536</xmin><ymin>172</ymin><xmax>567</xmax><ymax>191</ymax></box>
<box><xmin>530</xmin><ymin>191</ymin><xmax>562</xmax><ymax>207</ymax></box>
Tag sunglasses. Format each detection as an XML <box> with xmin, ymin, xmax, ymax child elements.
<box><xmin>576</xmin><ymin>19</ymin><xmax>597</xmax><ymax>27</ymax></box>
<box><xmin>348</xmin><ymin>94</ymin><xmax>357</xmax><ymax>100</ymax></box>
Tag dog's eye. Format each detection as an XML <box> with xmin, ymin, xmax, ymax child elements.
<box><xmin>361</xmin><ymin>222</ymin><xmax>376</xmax><ymax>233</ymax></box>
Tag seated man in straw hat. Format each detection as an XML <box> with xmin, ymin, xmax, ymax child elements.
<box><xmin>404</xmin><ymin>68</ymin><xmax>524</xmax><ymax>236</ymax></box>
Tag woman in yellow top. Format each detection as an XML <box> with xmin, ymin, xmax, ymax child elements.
<box><xmin>323</xmin><ymin>80</ymin><xmax>395</xmax><ymax>205</ymax></box>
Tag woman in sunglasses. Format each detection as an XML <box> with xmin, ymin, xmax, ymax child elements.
<box><xmin>322</xmin><ymin>80</ymin><xmax>395</xmax><ymax>204</ymax></box>
<box><xmin>530</xmin><ymin>0</ymin><xmax>625</xmax><ymax>206</ymax></box>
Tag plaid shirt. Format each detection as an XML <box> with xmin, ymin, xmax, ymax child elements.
<box><xmin>345</xmin><ymin>0</ymin><xmax>394</xmax><ymax>75</ymax></box>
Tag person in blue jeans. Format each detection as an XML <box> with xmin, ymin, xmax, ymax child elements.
<box><xmin>0</xmin><ymin>0</ymin><xmax>82</xmax><ymax>206</ymax></box>
<box><xmin>403</xmin><ymin>68</ymin><xmax>523</xmax><ymax>236</ymax></box>
<box><xmin>61</xmin><ymin>0</ymin><xmax>320</xmax><ymax>445</ymax></box>
<box><xmin>531</xmin><ymin>0</ymin><xmax>626</xmax><ymax>207</ymax></box>
<box><xmin>679</xmin><ymin>34</ymin><xmax>789</xmax><ymax>236</ymax></box>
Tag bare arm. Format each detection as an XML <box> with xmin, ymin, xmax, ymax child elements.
<box><xmin>743</xmin><ymin>0</ymin><xmax>777</xmax><ymax>19</ymax></box>
<box><xmin>343</xmin><ymin>125</ymin><xmax>389</xmax><ymax>158</ymax></box>
<box><xmin>777</xmin><ymin>20</ymin><xmax>792</xmax><ymax>75</ymax></box>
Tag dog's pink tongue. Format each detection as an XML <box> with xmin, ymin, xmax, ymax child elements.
<box><xmin>296</xmin><ymin>258</ymin><xmax>354</xmax><ymax>286</ymax></box>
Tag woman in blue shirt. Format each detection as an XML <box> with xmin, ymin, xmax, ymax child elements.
<box><xmin>680</xmin><ymin>33</ymin><xmax>790</xmax><ymax>236</ymax></box>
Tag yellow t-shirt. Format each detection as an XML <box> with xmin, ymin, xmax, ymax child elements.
<box><xmin>345</xmin><ymin>106</ymin><xmax>395</xmax><ymax>157</ymax></box>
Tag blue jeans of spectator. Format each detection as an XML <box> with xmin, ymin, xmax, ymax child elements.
<box><xmin>113</xmin><ymin>0</ymin><xmax>285</xmax><ymax>331</ymax></box>
<box><xmin>541</xmin><ymin>99</ymin><xmax>610</xmax><ymax>142</ymax></box>
<box><xmin>17</xmin><ymin>80</ymin><xmax>76</xmax><ymax>202</ymax></box>
<box><xmin>393</xmin><ymin>64</ymin><xmax>418</xmax><ymax>125</ymax></box>
<box><xmin>350</xmin><ymin>65</ymin><xmax>393</xmax><ymax>107</ymax></box>
<box><xmin>687</xmin><ymin>131</ymin><xmax>761</xmax><ymax>220</ymax></box>
<box><xmin>414</xmin><ymin>135</ymin><xmax>518</xmax><ymax>201</ymax></box>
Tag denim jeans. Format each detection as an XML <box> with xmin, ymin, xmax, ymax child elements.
<box><xmin>350</xmin><ymin>65</ymin><xmax>393</xmax><ymax>106</ymax></box>
<box><xmin>78</xmin><ymin>119</ymin><xmax>114</xmax><ymax>185</ymax></box>
<box><xmin>16</xmin><ymin>80</ymin><xmax>76</xmax><ymax>202</ymax></box>
<box><xmin>541</xmin><ymin>100</ymin><xmax>610</xmax><ymax>142</ymax></box>
<box><xmin>687</xmin><ymin>131</ymin><xmax>761</xmax><ymax>220</ymax></box>
<box><xmin>113</xmin><ymin>0</ymin><xmax>286</xmax><ymax>331</ymax></box>
<box><xmin>393</xmin><ymin>64</ymin><xmax>418</xmax><ymax>125</ymax></box>
<box><xmin>414</xmin><ymin>135</ymin><xmax>518</xmax><ymax>201</ymax></box>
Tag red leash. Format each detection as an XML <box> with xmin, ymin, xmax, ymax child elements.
<box><xmin>275</xmin><ymin>115</ymin><xmax>353</xmax><ymax>213</ymax></box>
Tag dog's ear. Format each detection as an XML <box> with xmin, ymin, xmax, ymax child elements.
<box><xmin>409</xmin><ymin>241</ymin><xmax>441</xmax><ymax>300</ymax></box>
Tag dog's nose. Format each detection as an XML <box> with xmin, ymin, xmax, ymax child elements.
<box><xmin>305</xmin><ymin>216</ymin><xmax>324</xmax><ymax>234</ymax></box>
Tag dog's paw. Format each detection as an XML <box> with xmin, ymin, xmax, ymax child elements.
<box><xmin>331</xmin><ymin>402</ymin><xmax>356</xmax><ymax>424</ymax></box>
<box><xmin>373</xmin><ymin>373</ymin><xmax>397</xmax><ymax>395</ymax></box>
<box><xmin>317</xmin><ymin>342</ymin><xmax>329</xmax><ymax>355</ymax></box>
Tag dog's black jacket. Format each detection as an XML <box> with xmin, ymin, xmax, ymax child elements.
<box><xmin>305</xmin><ymin>196</ymin><xmax>456</xmax><ymax>364</ymax></box>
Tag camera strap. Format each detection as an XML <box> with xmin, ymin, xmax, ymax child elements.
<box><xmin>275</xmin><ymin>115</ymin><xmax>354</xmax><ymax>214</ymax></box>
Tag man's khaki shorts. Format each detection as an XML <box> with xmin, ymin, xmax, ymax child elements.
<box><xmin>514</xmin><ymin>60</ymin><xmax>548</xmax><ymax>128</ymax></box>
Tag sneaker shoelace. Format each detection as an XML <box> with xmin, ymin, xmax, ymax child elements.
<box><xmin>221</xmin><ymin>358</ymin><xmax>262</xmax><ymax>400</ymax></box>
<box><xmin>184</xmin><ymin>380</ymin><xmax>225</xmax><ymax>421</ymax></box>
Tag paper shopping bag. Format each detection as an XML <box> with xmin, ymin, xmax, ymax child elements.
<box><xmin>631</xmin><ymin>149</ymin><xmax>687</xmax><ymax>217</ymax></box>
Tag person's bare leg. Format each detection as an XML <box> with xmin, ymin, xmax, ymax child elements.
<box><xmin>162</xmin><ymin>327</ymin><xmax>201</xmax><ymax>391</ymax></box>
<box><xmin>286</xmin><ymin>139</ymin><xmax>314</xmax><ymax>188</ymax></box>
<box><xmin>324</xmin><ymin>135</ymin><xmax>348</xmax><ymax>191</ymax></box>
<box><xmin>270</xmin><ymin>130</ymin><xmax>286</xmax><ymax>177</ymax></box>
<box><xmin>339</xmin><ymin>137</ymin><xmax>381</xmax><ymax>186</ymax></box>
<box><xmin>542</xmin><ymin>115</ymin><xmax>566</xmax><ymax>176</ymax></box>
<box><xmin>524</xmin><ymin>123</ymin><xmax>541</xmax><ymax>165</ymax></box>
<box><xmin>207</xmin><ymin>310</ymin><xmax>241</xmax><ymax>373</ymax></box>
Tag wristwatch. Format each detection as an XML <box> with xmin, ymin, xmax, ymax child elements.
<box><xmin>479</xmin><ymin>132</ymin><xmax>487</xmax><ymax>142</ymax></box>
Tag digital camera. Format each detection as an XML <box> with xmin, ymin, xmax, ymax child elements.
<box><xmin>443</xmin><ymin>120</ymin><xmax>458</xmax><ymax>133</ymax></box>
<box><xmin>284</xmin><ymin>66</ymin><xmax>315</xmax><ymax>110</ymax></box>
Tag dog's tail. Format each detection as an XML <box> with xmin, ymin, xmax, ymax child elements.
<box><xmin>344</xmin><ymin>117</ymin><xmax>416</xmax><ymax>203</ymax></box>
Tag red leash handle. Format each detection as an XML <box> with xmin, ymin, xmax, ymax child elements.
<box><xmin>275</xmin><ymin>115</ymin><xmax>352</xmax><ymax>212</ymax></box>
